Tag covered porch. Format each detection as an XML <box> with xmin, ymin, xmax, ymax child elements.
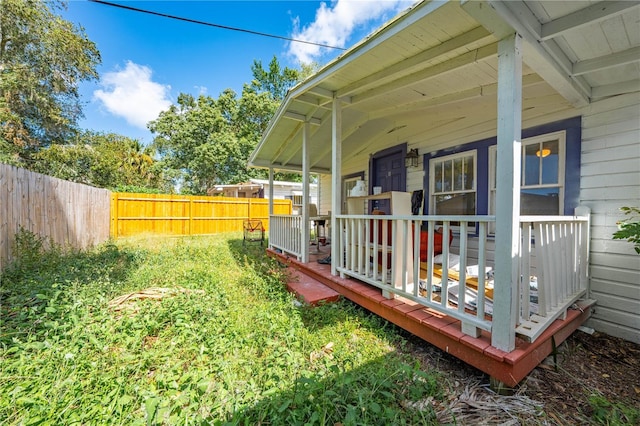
<box><xmin>246</xmin><ymin>1</ymin><xmax>635</xmax><ymax>384</ymax></box>
<box><xmin>268</xmin><ymin>241</ymin><xmax>593</xmax><ymax>387</ymax></box>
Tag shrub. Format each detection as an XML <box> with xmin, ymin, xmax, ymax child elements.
<box><xmin>612</xmin><ymin>207</ymin><xmax>640</xmax><ymax>254</ymax></box>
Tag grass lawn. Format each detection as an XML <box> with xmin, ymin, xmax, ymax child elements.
<box><xmin>1</xmin><ymin>231</ymin><xmax>444</xmax><ymax>425</ymax></box>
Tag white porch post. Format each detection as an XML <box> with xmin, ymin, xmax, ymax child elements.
<box><xmin>492</xmin><ymin>33</ymin><xmax>522</xmax><ymax>352</ymax></box>
<box><xmin>268</xmin><ymin>167</ymin><xmax>274</xmax><ymax>216</ymax></box>
<box><xmin>331</xmin><ymin>96</ymin><xmax>342</xmax><ymax>276</ymax></box>
<box><xmin>302</xmin><ymin>122</ymin><xmax>311</xmax><ymax>263</ymax></box>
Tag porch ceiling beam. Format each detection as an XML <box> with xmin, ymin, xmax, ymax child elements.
<box><xmin>293</xmin><ymin>93</ymin><xmax>331</xmax><ymax>109</ymax></box>
<box><xmin>541</xmin><ymin>1</ymin><xmax>640</xmax><ymax>41</ymax></box>
<box><xmin>591</xmin><ymin>79</ymin><xmax>640</xmax><ymax>100</ymax></box>
<box><xmin>368</xmin><ymin>73</ymin><xmax>544</xmax><ymax>120</ymax></box>
<box><xmin>351</xmin><ymin>43</ymin><xmax>498</xmax><ymax>105</ymax></box>
<box><xmin>336</xmin><ymin>26</ymin><xmax>494</xmax><ymax>99</ymax></box>
<box><xmin>283</xmin><ymin>111</ymin><xmax>322</xmax><ymax>126</ymax></box>
<box><xmin>250</xmin><ymin>159</ymin><xmax>330</xmax><ymax>174</ymax></box>
<box><xmin>307</xmin><ymin>86</ymin><xmax>334</xmax><ymax>99</ymax></box>
<box><xmin>281</xmin><ymin>111</ymin><xmax>325</xmax><ymax>166</ymax></box>
<box><xmin>572</xmin><ymin>46</ymin><xmax>640</xmax><ymax>76</ymax></box>
<box><xmin>309</xmin><ymin>112</ymin><xmax>370</xmax><ymax>170</ymax></box>
<box><xmin>269</xmin><ymin>122</ymin><xmax>302</xmax><ymax>164</ymax></box>
<box><xmin>464</xmin><ymin>0</ymin><xmax>590</xmax><ymax>107</ymax></box>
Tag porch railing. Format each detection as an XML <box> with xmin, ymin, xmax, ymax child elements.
<box><xmin>268</xmin><ymin>214</ymin><xmax>302</xmax><ymax>259</ymax></box>
<box><xmin>335</xmin><ymin>214</ymin><xmax>495</xmax><ymax>338</ymax></box>
<box><xmin>333</xmin><ymin>212</ymin><xmax>590</xmax><ymax>344</ymax></box>
<box><xmin>516</xmin><ymin>213</ymin><xmax>590</xmax><ymax>341</ymax></box>
<box><xmin>268</xmin><ymin>211</ymin><xmax>591</xmax><ymax>345</ymax></box>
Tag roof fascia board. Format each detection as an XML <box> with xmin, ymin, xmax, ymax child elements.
<box><xmin>464</xmin><ymin>0</ymin><xmax>589</xmax><ymax>107</ymax></box>
<box><xmin>541</xmin><ymin>1</ymin><xmax>640</xmax><ymax>41</ymax></box>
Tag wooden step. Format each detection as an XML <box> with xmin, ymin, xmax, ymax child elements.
<box><xmin>285</xmin><ymin>268</ymin><xmax>340</xmax><ymax>306</ymax></box>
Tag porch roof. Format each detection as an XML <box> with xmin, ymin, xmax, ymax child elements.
<box><xmin>249</xmin><ymin>0</ymin><xmax>640</xmax><ymax>174</ymax></box>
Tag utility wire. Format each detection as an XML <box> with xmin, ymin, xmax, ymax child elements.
<box><xmin>89</xmin><ymin>0</ymin><xmax>347</xmax><ymax>51</ymax></box>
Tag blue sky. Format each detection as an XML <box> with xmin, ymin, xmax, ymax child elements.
<box><xmin>62</xmin><ymin>0</ymin><xmax>416</xmax><ymax>144</ymax></box>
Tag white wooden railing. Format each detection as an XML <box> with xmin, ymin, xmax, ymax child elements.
<box><xmin>269</xmin><ymin>210</ymin><xmax>591</xmax><ymax>345</ymax></box>
<box><xmin>268</xmin><ymin>215</ymin><xmax>302</xmax><ymax>259</ymax></box>
<box><xmin>335</xmin><ymin>214</ymin><xmax>496</xmax><ymax>338</ymax></box>
<box><xmin>516</xmin><ymin>211</ymin><xmax>590</xmax><ymax>341</ymax></box>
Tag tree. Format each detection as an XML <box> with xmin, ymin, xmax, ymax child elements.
<box><xmin>149</xmin><ymin>57</ymin><xmax>309</xmax><ymax>194</ymax></box>
<box><xmin>33</xmin><ymin>131</ymin><xmax>165</xmax><ymax>191</ymax></box>
<box><xmin>0</xmin><ymin>0</ymin><xmax>100</xmax><ymax>158</ymax></box>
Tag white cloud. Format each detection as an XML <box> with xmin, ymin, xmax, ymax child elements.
<box><xmin>288</xmin><ymin>0</ymin><xmax>416</xmax><ymax>64</ymax></box>
<box><xmin>94</xmin><ymin>61</ymin><xmax>172</xmax><ymax>129</ymax></box>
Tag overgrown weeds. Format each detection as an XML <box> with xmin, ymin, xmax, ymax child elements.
<box><xmin>1</xmin><ymin>231</ymin><xmax>443</xmax><ymax>424</ymax></box>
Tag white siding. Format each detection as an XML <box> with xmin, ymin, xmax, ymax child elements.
<box><xmin>580</xmin><ymin>92</ymin><xmax>640</xmax><ymax>343</ymax></box>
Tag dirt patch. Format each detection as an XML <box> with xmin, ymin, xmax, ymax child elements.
<box><xmin>403</xmin><ymin>330</ymin><xmax>640</xmax><ymax>425</ymax></box>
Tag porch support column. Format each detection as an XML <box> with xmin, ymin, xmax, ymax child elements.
<box><xmin>492</xmin><ymin>33</ymin><xmax>522</xmax><ymax>352</ymax></box>
<box><xmin>268</xmin><ymin>167</ymin><xmax>274</xmax><ymax>217</ymax></box>
<box><xmin>302</xmin><ymin>121</ymin><xmax>311</xmax><ymax>263</ymax></box>
<box><xmin>330</xmin><ymin>96</ymin><xmax>342</xmax><ymax>276</ymax></box>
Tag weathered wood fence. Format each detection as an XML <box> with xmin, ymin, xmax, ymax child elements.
<box><xmin>1</xmin><ymin>164</ymin><xmax>292</xmax><ymax>270</ymax></box>
<box><xmin>0</xmin><ymin>164</ymin><xmax>111</xmax><ymax>271</ymax></box>
<box><xmin>110</xmin><ymin>193</ymin><xmax>292</xmax><ymax>238</ymax></box>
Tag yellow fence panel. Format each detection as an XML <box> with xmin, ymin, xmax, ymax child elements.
<box><xmin>111</xmin><ymin>193</ymin><xmax>292</xmax><ymax>238</ymax></box>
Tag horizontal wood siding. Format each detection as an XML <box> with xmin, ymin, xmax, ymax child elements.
<box><xmin>0</xmin><ymin>164</ymin><xmax>110</xmax><ymax>271</ymax></box>
<box><xmin>580</xmin><ymin>92</ymin><xmax>640</xmax><ymax>343</ymax></box>
<box><xmin>111</xmin><ymin>193</ymin><xmax>291</xmax><ymax>238</ymax></box>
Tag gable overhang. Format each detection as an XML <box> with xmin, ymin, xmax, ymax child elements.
<box><xmin>249</xmin><ymin>0</ymin><xmax>640</xmax><ymax>173</ymax></box>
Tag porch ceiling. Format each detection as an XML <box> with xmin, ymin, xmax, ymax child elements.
<box><xmin>249</xmin><ymin>0</ymin><xmax>640</xmax><ymax>174</ymax></box>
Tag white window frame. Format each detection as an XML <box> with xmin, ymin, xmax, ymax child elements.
<box><xmin>429</xmin><ymin>150</ymin><xmax>477</xmax><ymax>222</ymax></box>
<box><xmin>488</xmin><ymin>130</ymin><xmax>566</xmax><ymax>229</ymax></box>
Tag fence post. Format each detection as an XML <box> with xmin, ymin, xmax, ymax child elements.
<box><xmin>110</xmin><ymin>192</ymin><xmax>119</xmax><ymax>239</ymax></box>
<box><xmin>248</xmin><ymin>198</ymin><xmax>252</xmax><ymax>221</ymax></box>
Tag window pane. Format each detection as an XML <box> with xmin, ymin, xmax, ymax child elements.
<box><xmin>521</xmin><ymin>188</ymin><xmax>559</xmax><ymax>215</ymax></box>
<box><xmin>464</xmin><ymin>155</ymin><xmax>474</xmax><ymax>190</ymax></box>
<box><xmin>453</xmin><ymin>157</ymin><xmax>463</xmax><ymax>191</ymax></box>
<box><xmin>541</xmin><ymin>140</ymin><xmax>559</xmax><ymax>185</ymax></box>
<box><xmin>443</xmin><ymin>160</ymin><xmax>452</xmax><ymax>192</ymax></box>
<box><xmin>524</xmin><ymin>144</ymin><xmax>540</xmax><ymax>186</ymax></box>
<box><xmin>435</xmin><ymin>193</ymin><xmax>476</xmax><ymax>216</ymax></box>
<box><xmin>434</xmin><ymin>162</ymin><xmax>443</xmax><ymax>192</ymax></box>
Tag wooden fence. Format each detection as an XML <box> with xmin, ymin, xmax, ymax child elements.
<box><xmin>0</xmin><ymin>164</ymin><xmax>111</xmax><ymax>271</ymax></box>
<box><xmin>111</xmin><ymin>193</ymin><xmax>292</xmax><ymax>238</ymax></box>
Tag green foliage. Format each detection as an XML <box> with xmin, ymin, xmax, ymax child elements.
<box><xmin>587</xmin><ymin>392</ymin><xmax>640</xmax><ymax>425</ymax></box>
<box><xmin>250</xmin><ymin>56</ymin><xmax>302</xmax><ymax>101</ymax></box>
<box><xmin>149</xmin><ymin>57</ymin><xmax>307</xmax><ymax>194</ymax></box>
<box><xmin>0</xmin><ymin>0</ymin><xmax>100</xmax><ymax>156</ymax></box>
<box><xmin>31</xmin><ymin>130</ymin><xmax>167</xmax><ymax>191</ymax></box>
<box><xmin>612</xmin><ymin>207</ymin><xmax>640</xmax><ymax>254</ymax></box>
<box><xmin>0</xmin><ymin>234</ymin><xmax>443</xmax><ymax>424</ymax></box>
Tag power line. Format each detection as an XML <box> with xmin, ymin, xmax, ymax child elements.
<box><xmin>88</xmin><ymin>0</ymin><xmax>347</xmax><ymax>51</ymax></box>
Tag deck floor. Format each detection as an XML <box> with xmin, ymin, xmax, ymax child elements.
<box><xmin>268</xmin><ymin>244</ymin><xmax>593</xmax><ymax>387</ymax></box>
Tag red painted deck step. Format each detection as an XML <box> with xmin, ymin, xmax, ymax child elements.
<box><xmin>285</xmin><ymin>268</ymin><xmax>340</xmax><ymax>306</ymax></box>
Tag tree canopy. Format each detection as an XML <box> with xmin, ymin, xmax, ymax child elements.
<box><xmin>0</xmin><ymin>0</ymin><xmax>100</xmax><ymax>159</ymax></box>
<box><xmin>33</xmin><ymin>131</ymin><xmax>165</xmax><ymax>192</ymax></box>
<box><xmin>149</xmin><ymin>57</ymin><xmax>309</xmax><ymax>194</ymax></box>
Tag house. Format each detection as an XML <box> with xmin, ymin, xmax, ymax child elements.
<box><xmin>209</xmin><ymin>178</ymin><xmax>319</xmax><ymax>214</ymax></box>
<box><xmin>249</xmin><ymin>1</ymin><xmax>639</xmax><ymax>385</ymax></box>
